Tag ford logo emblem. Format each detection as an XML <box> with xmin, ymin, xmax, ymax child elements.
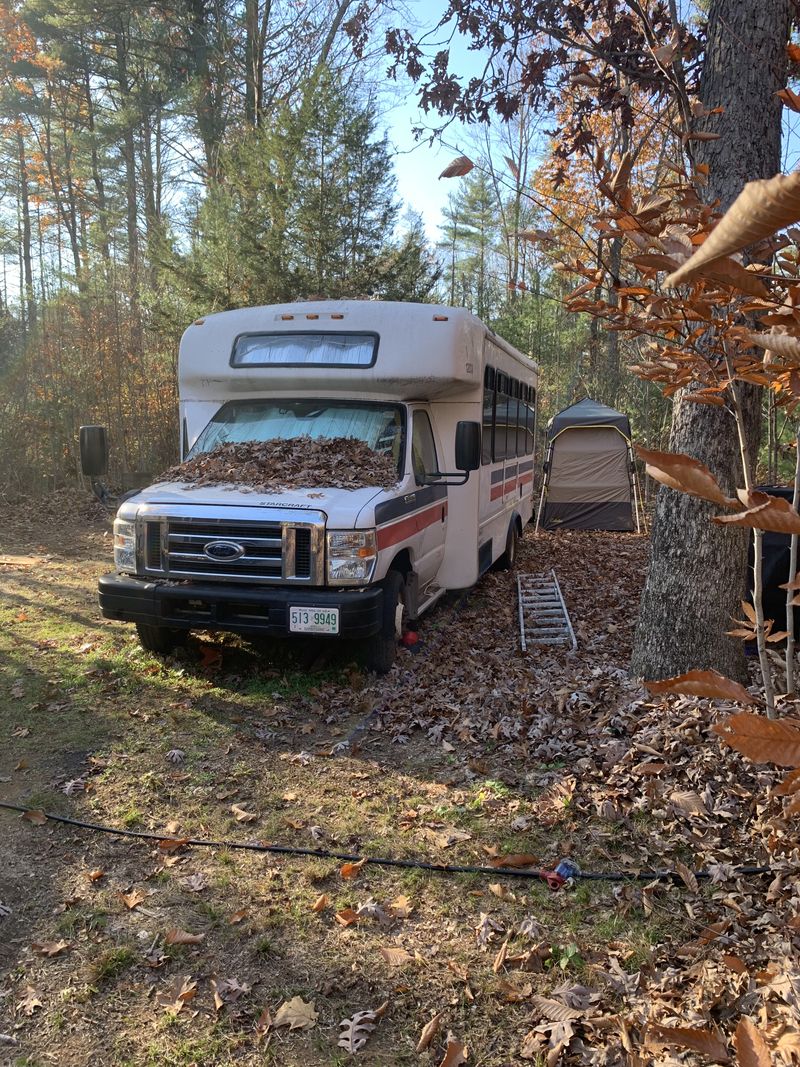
<box><xmin>203</xmin><ymin>540</ymin><xmax>246</xmax><ymax>562</ymax></box>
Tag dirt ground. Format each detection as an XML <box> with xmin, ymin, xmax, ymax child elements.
<box><xmin>0</xmin><ymin>491</ymin><xmax>798</xmax><ymax>1066</ymax></box>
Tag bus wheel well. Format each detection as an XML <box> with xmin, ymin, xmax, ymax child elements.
<box><xmin>388</xmin><ymin>550</ymin><xmax>412</xmax><ymax>578</ymax></box>
<box><xmin>386</xmin><ymin>550</ymin><xmax>418</xmax><ymax>621</ymax></box>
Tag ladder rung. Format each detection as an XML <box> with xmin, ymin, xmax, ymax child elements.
<box><xmin>517</xmin><ymin>570</ymin><xmax>577</xmax><ymax>653</ymax></box>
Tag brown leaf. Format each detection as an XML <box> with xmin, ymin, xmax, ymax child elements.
<box><xmin>665</xmin><ymin>170</ymin><xmax>800</xmax><ymax>288</ymax></box>
<box><xmin>156</xmin><ymin>975</ymin><xmax>198</xmax><ymax>1015</ymax></box>
<box><xmin>230</xmin><ymin>804</ymin><xmax>258</xmax><ymax>823</ymax></box>
<box><xmin>389</xmin><ymin>894</ymin><xmax>414</xmax><ymax>918</ymax></box>
<box><xmin>647</xmin><ymin>1023</ymin><xmax>731</xmax><ymax>1063</ymax></box>
<box><xmin>158</xmin><ymin>837</ymin><xmax>189</xmax><ymax>853</ymax></box>
<box><xmin>489</xmin><ymin>853</ymin><xmax>538</xmax><ymax>869</ymax></box>
<box><xmin>164</xmin><ymin>927</ymin><xmax>205</xmax><ymax>945</ymax></box>
<box><xmin>645</xmin><ymin>669</ymin><xmax>753</xmax><ymax>705</ymax></box>
<box><xmin>635</xmin><ymin>445</ymin><xmax>737</xmax><ymax>508</ymax></box>
<box><xmin>773</xmin><ymin>768</ymin><xmax>800</xmax><ymax>796</ymax></box>
<box><xmin>21</xmin><ymin>809</ymin><xmax>47</xmax><ymax>826</ymax></box>
<box><xmin>340</xmin><ymin>858</ymin><xmax>366</xmax><ymax>879</ymax></box>
<box><xmin>530</xmin><ymin>995</ymin><xmax>583</xmax><ymax>1022</ymax></box>
<box><xmin>670</xmin><ymin>790</ymin><xmax>708</xmax><ymax>817</ymax></box>
<box><xmin>87</xmin><ymin>869</ymin><xmax>105</xmax><ymax>883</ymax></box>
<box><xmin>439</xmin><ymin>1035</ymin><xmax>468</xmax><ymax>1067</ymax></box>
<box><xmin>673</xmin><ymin>860</ymin><xmax>699</xmax><ymax>892</ymax></box>
<box><xmin>273</xmin><ymin>996</ymin><xmax>318</xmax><ymax>1030</ymax></box>
<box><xmin>416</xmin><ymin>1011</ymin><xmax>444</xmax><ymax>1053</ymax></box>
<box><xmin>310</xmin><ymin>894</ymin><xmax>329</xmax><ymax>913</ymax></box>
<box><xmin>714</xmin><ymin>490</ymin><xmax>800</xmax><ymax>535</ymax></box>
<box><xmin>439</xmin><ymin>155</ymin><xmax>474</xmax><ymax>179</ymax></box>
<box><xmin>713</xmin><ymin>712</ymin><xmax>800</xmax><ymax>767</ymax></box>
<box><xmin>379</xmin><ymin>946</ymin><xmax>412</xmax><ymax>968</ymax></box>
<box><xmin>337</xmin><ymin>1001</ymin><xmax>388</xmax><ymax>1053</ymax></box>
<box><xmin>17</xmin><ymin>986</ymin><xmax>43</xmax><ymax>1016</ymax></box>
<box><xmin>228</xmin><ymin>908</ymin><xmax>249</xmax><ymax>925</ymax></box>
<box><xmin>31</xmin><ymin>940</ymin><xmax>70</xmax><ymax>958</ymax></box>
<box><xmin>334</xmin><ymin>907</ymin><xmax>361</xmax><ymax>927</ymax></box>
<box><xmin>746</xmin><ymin>331</ymin><xmax>800</xmax><ymax>362</ymax></box>
<box><xmin>119</xmin><ymin>888</ymin><xmax>148</xmax><ymax>910</ymax></box>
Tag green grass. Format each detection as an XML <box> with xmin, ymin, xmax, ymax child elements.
<box><xmin>92</xmin><ymin>945</ymin><xmax>136</xmax><ymax>983</ymax></box>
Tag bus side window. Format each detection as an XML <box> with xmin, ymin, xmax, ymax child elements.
<box><xmin>411</xmin><ymin>411</ymin><xmax>439</xmax><ymax>483</ymax></box>
<box><xmin>494</xmin><ymin>372</ymin><xmax>507</xmax><ymax>460</ymax></box>
<box><xmin>482</xmin><ymin>366</ymin><xmax>495</xmax><ymax>464</ymax></box>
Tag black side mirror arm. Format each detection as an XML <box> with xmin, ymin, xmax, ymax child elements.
<box><xmin>415</xmin><ymin>470</ymin><xmax>471</xmax><ymax>487</ymax></box>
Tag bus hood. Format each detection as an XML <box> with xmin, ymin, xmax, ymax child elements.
<box><xmin>127</xmin><ymin>480</ymin><xmax>391</xmax><ymax>528</ymax></box>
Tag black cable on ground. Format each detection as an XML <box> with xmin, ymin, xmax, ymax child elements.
<box><xmin>0</xmin><ymin>801</ymin><xmax>775</xmax><ymax>887</ymax></box>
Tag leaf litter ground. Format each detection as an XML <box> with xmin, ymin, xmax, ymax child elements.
<box><xmin>0</xmin><ymin>495</ymin><xmax>798</xmax><ymax>1065</ymax></box>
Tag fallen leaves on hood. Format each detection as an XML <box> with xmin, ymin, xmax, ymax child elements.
<box><xmin>159</xmin><ymin>436</ymin><xmax>399</xmax><ymax>493</ymax></box>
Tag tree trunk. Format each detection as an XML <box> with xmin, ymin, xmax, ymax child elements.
<box><xmin>17</xmin><ymin>131</ymin><xmax>35</xmax><ymax>332</ymax></box>
<box><xmin>630</xmin><ymin>0</ymin><xmax>790</xmax><ymax>680</ymax></box>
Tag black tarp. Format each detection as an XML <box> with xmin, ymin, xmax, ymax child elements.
<box><xmin>548</xmin><ymin>397</ymin><xmax>631</xmax><ymax>437</ymax></box>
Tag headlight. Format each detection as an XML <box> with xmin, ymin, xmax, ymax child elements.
<box><xmin>113</xmin><ymin>518</ymin><xmax>137</xmax><ymax>573</ymax></box>
<box><xmin>327</xmin><ymin>529</ymin><xmax>377</xmax><ymax>584</ymax></box>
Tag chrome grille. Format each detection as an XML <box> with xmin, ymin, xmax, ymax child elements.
<box><xmin>138</xmin><ymin>507</ymin><xmax>324</xmax><ymax>584</ymax></box>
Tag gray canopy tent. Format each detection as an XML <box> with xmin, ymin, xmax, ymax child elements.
<box><xmin>535</xmin><ymin>398</ymin><xmax>642</xmax><ymax>532</ymax></box>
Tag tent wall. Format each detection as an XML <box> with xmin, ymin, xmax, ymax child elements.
<box><xmin>540</xmin><ymin>426</ymin><xmax>634</xmax><ymax>531</ymax></box>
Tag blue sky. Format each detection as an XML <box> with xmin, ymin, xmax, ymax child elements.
<box><xmin>378</xmin><ymin>8</ymin><xmax>490</xmax><ymax>243</ymax></box>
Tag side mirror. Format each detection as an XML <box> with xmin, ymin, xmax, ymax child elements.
<box><xmin>80</xmin><ymin>425</ymin><xmax>108</xmax><ymax>477</ymax></box>
<box><xmin>455</xmin><ymin>421</ymin><xmax>481</xmax><ymax>472</ymax></box>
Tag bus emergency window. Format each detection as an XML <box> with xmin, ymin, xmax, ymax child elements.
<box><xmin>494</xmin><ymin>373</ymin><xmax>507</xmax><ymax>460</ymax></box>
<box><xmin>231</xmin><ymin>332</ymin><xmax>377</xmax><ymax>367</ymax></box>
<box><xmin>482</xmin><ymin>366</ymin><xmax>495</xmax><ymax>465</ymax></box>
<box><xmin>524</xmin><ymin>388</ymin><xmax>536</xmax><ymax>453</ymax></box>
<box><xmin>411</xmin><ymin>411</ymin><xmax>439</xmax><ymax>483</ymax></box>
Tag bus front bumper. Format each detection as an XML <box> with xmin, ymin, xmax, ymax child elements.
<box><xmin>98</xmin><ymin>573</ymin><xmax>384</xmax><ymax>639</ymax></box>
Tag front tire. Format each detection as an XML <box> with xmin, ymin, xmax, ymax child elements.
<box><xmin>363</xmin><ymin>570</ymin><xmax>406</xmax><ymax>674</ymax></box>
<box><xmin>135</xmin><ymin>622</ymin><xmax>184</xmax><ymax>654</ymax></box>
<box><xmin>496</xmin><ymin>521</ymin><xmax>519</xmax><ymax>571</ymax></box>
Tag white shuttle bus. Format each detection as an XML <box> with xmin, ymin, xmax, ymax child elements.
<box><xmin>83</xmin><ymin>301</ymin><xmax>538</xmax><ymax>672</ymax></box>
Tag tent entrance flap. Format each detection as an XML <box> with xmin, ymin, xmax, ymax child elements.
<box><xmin>537</xmin><ymin>398</ymin><xmax>638</xmax><ymax>532</ymax></box>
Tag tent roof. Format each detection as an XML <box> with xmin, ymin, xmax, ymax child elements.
<box><xmin>548</xmin><ymin>397</ymin><xmax>631</xmax><ymax>439</ymax></box>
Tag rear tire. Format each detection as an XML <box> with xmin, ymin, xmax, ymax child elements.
<box><xmin>497</xmin><ymin>522</ymin><xmax>519</xmax><ymax>571</ymax></box>
<box><xmin>363</xmin><ymin>570</ymin><xmax>405</xmax><ymax>674</ymax></box>
<box><xmin>135</xmin><ymin>622</ymin><xmax>184</xmax><ymax>654</ymax></box>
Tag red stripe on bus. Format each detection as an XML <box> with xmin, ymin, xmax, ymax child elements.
<box><xmin>376</xmin><ymin>502</ymin><xmax>444</xmax><ymax>549</ymax></box>
<box><xmin>490</xmin><ymin>484</ymin><xmax>504</xmax><ymax>501</ymax></box>
<box><xmin>518</xmin><ymin>473</ymin><xmax>533</xmax><ymax>487</ymax></box>
<box><xmin>503</xmin><ymin>478</ymin><xmax>516</xmax><ymax>493</ymax></box>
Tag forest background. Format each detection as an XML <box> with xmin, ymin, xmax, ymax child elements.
<box><xmin>0</xmin><ymin>0</ymin><xmax>686</xmax><ymax>494</ymax></box>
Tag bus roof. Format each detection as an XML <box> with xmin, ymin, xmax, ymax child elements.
<box><xmin>179</xmin><ymin>300</ymin><xmax>538</xmax><ymax>402</ymax></box>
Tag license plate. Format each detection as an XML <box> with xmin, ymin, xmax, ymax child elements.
<box><xmin>289</xmin><ymin>607</ymin><xmax>340</xmax><ymax>634</ymax></box>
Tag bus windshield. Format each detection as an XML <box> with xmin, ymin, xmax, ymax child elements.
<box><xmin>190</xmin><ymin>399</ymin><xmax>405</xmax><ymax>469</ymax></box>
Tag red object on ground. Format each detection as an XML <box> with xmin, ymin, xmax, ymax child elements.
<box><xmin>401</xmin><ymin>631</ymin><xmax>419</xmax><ymax>647</ymax></box>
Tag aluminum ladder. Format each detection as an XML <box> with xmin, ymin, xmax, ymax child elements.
<box><xmin>517</xmin><ymin>570</ymin><xmax>577</xmax><ymax>652</ymax></box>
